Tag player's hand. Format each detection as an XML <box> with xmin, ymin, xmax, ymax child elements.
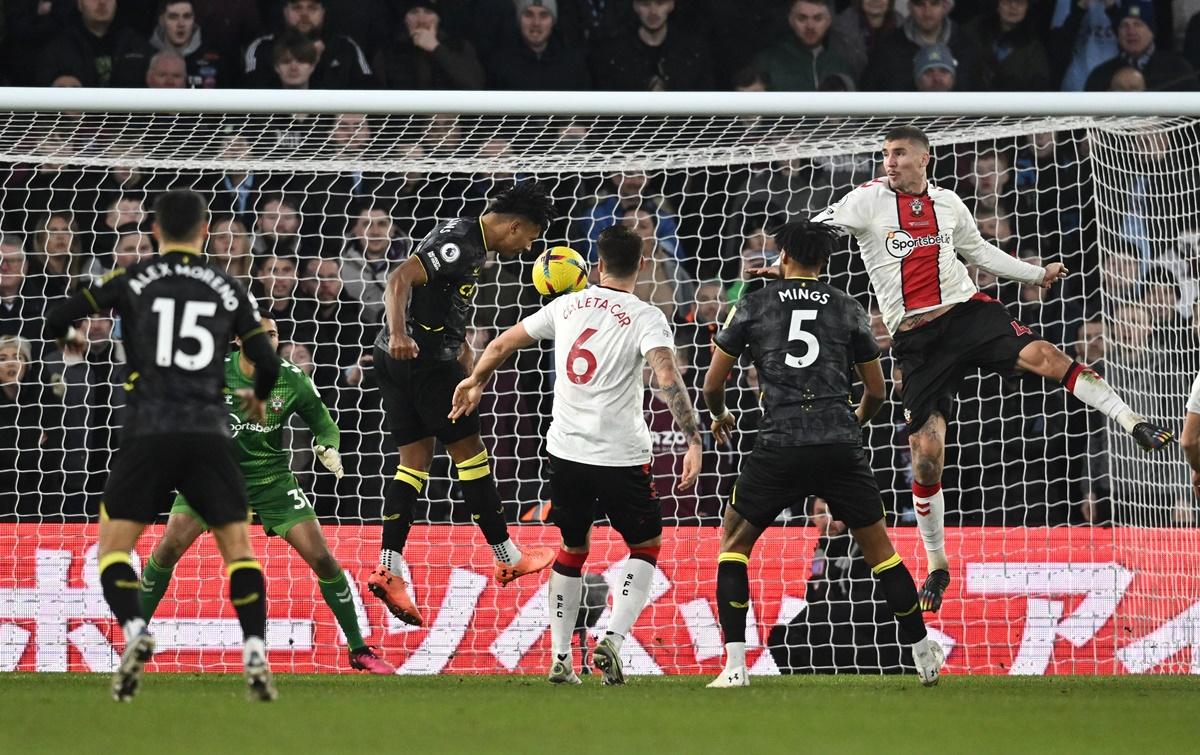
<box><xmin>410</xmin><ymin>27</ymin><xmax>439</xmax><ymax>51</ymax></box>
<box><xmin>711</xmin><ymin>411</ymin><xmax>736</xmax><ymax>445</ymax></box>
<box><xmin>389</xmin><ymin>334</ymin><xmax>419</xmax><ymax>360</ymax></box>
<box><xmin>745</xmin><ymin>265</ymin><xmax>781</xmax><ymax>280</ymax></box>
<box><xmin>314</xmin><ymin>444</ymin><xmax>344</xmax><ymax>479</ymax></box>
<box><xmin>449</xmin><ymin>377</ymin><xmax>483</xmax><ymax>420</ymax></box>
<box><xmin>678</xmin><ymin>443</ymin><xmax>702</xmax><ymax>490</ymax></box>
<box><xmin>1039</xmin><ymin>262</ymin><xmax>1068</xmax><ymax>289</ymax></box>
<box><xmin>236</xmin><ymin>388</ymin><xmax>266</xmax><ymax>424</ymax></box>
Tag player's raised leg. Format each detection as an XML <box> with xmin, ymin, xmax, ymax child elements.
<box><xmin>139</xmin><ymin>503</ymin><xmax>207</xmax><ymax>621</ymax></box>
<box><xmin>850</xmin><ymin>520</ymin><xmax>945</xmax><ymax>686</ymax></box>
<box><xmin>446</xmin><ymin>435</ymin><xmax>555</xmax><ymax>585</ymax></box>
<box><xmin>708</xmin><ymin>505</ymin><xmax>759</xmax><ymax>688</ymax></box>
<box><xmin>283</xmin><ymin>519</ymin><xmax>394</xmax><ymax>674</ymax></box>
<box><xmin>98</xmin><ymin>515</ymin><xmax>156</xmax><ymax>702</ymax></box>
<box><xmin>210</xmin><ymin>520</ymin><xmax>275</xmax><ymax>701</ymax></box>
<box><xmin>1017</xmin><ymin>340</ymin><xmax>1175</xmax><ymax>450</ymax></box>
<box><xmin>908</xmin><ymin>412</ymin><xmax>951</xmax><ymax>612</ymax></box>
<box><xmin>368</xmin><ymin>438</ymin><xmax>429</xmax><ymax>626</ymax></box>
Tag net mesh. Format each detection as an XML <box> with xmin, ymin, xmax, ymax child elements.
<box><xmin>1</xmin><ymin>108</ymin><xmax>1198</xmax><ymax>675</ymax></box>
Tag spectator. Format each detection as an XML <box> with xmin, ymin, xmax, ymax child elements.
<box><xmin>375</xmin><ymin>0</ymin><xmax>485</xmax><ymax>90</ymax></box>
<box><xmin>726</xmin><ymin>224</ymin><xmax>778</xmax><ymax>302</ymax></box>
<box><xmin>144</xmin><ymin>49</ymin><xmax>187</xmax><ymax>87</ymax></box>
<box><xmin>965</xmin><ymin>0</ymin><xmax>1053</xmax><ymax>91</ymax></box>
<box><xmin>1085</xmin><ymin>1</ymin><xmax>1199</xmax><ymax>90</ymax></box>
<box><xmin>730</xmin><ymin>65</ymin><xmax>768</xmax><ymax>92</ymax></box>
<box><xmin>489</xmin><ymin>0</ymin><xmax>592</xmax><ymax>90</ymax></box>
<box><xmin>303</xmin><ymin>258</ymin><xmax>371</xmax><ymax>389</ymax></box>
<box><xmin>195</xmin><ymin>0</ymin><xmax>261</xmax><ymax>59</ymax></box>
<box><xmin>36</xmin><ymin>0</ymin><xmax>153</xmax><ymax>86</ymax></box>
<box><xmin>1109</xmin><ymin>64</ymin><xmax>1146</xmax><ymax>90</ymax></box>
<box><xmin>0</xmin><ymin>335</ymin><xmax>61</xmax><ymax>518</ymax></box>
<box><xmin>252</xmin><ymin>194</ymin><xmax>304</xmax><ymax>258</ymax></box>
<box><xmin>109</xmin><ymin>222</ymin><xmax>153</xmax><ymax>271</ymax></box>
<box><xmin>674</xmin><ymin>278</ymin><xmax>724</xmax><ymax>392</ymax></box>
<box><xmin>28</xmin><ymin>211</ymin><xmax>85</xmax><ymax>301</ymax></box>
<box><xmin>148</xmin><ymin>0</ymin><xmax>231</xmax><ymax>88</ymax></box>
<box><xmin>7</xmin><ymin>0</ymin><xmax>78</xmax><ymax>85</ymax></box>
<box><xmin>591</xmin><ymin>0</ymin><xmax>714</xmax><ymax>91</ymax></box>
<box><xmin>92</xmin><ymin>194</ymin><xmax>145</xmax><ymax>266</ymax></box>
<box><xmin>912</xmin><ymin>41</ymin><xmax>956</xmax><ymax>91</ymax></box>
<box><xmin>620</xmin><ymin>207</ymin><xmax>692</xmax><ymax>322</ymax></box>
<box><xmin>963</xmin><ymin>149</ymin><xmax>1016</xmax><ymax>220</ymax></box>
<box><xmin>1051</xmin><ymin>0</ymin><xmax>1119</xmax><ymax>91</ymax></box>
<box><xmin>244</xmin><ymin>0</ymin><xmax>373</xmax><ymax>89</ymax></box>
<box><xmin>579</xmin><ymin>172</ymin><xmax>686</xmax><ymax>264</ymax></box>
<box><xmin>832</xmin><ymin>0</ymin><xmax>902</xmax><ymax>78</ymax></box>
<box><xmin>862</xmin><ymin>0</ymin><xmax>978</xmax><ymax>91</ymax></box>
<box><xmin>340</xmin><ymin>204</ymin><xmax>407</xmax><ymax>323</ymax></box>
<box><xmin>754</xmin><ymin>0</ymin><xmax>856</xmax><ymax>91</ymax></box>
<box><xmin>250</xmin><ymin>254</ymin><xmax>308</xmax><ymax>343</ymax></box>
<box><xmin>269</xmin><ymin>29</ymin><xmax>319</xmax><ymax>89</ymax></box>
<box><xmin>206</xmin><ymin>216</ymin><xmax>252</xmax><ymax>285</ymax></box>
<box><xmin>0</xmin><ymin>237</ymin><xmax>42</xmax><ymax>342</ymax></box>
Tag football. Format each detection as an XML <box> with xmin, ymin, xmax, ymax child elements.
<box><xmin>531</xmin><ymin>246</ymin><xmax>589</xmax><ymax>296</ymax></box>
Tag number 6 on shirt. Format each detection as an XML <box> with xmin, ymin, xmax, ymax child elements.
<box><xmin>567</xmin><ymin>327</ymin><xmax>599</xmax><ymax>384</ymax></box>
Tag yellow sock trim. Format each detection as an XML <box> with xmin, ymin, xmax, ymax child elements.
<box><xmin>718</xmin><ymin>552</ymin><xmax>749</xmax><ymax>565</ymax></box>
<box><xmin>99</xmin><ymin>502</ymin><xmax>109</xmax><ymax>522</ymax></box>
<box><xmin>394</xmin><ymin>465</ymin><xmax>428</xmax><ymax>490</ymax></box>
<box><xmin>99</xmin><ymin>551</ymin><xmax>133</xmax><ymax>574</ymax></box>
<box><xmin>456</xmin><ymin>451</ymin><xmax>491</xmax><ymax>481</ymax></box>
<box><xmin>895</xmin><ymin>602</ymin><xmax>920</xmax><ymax>617</ymax></box>
<box><xmin>872</xmin><ymin>553</ymin><xmax>903</xmax><ymax>575</ymax></box>
<box><xmin>457</xmin><ymin>449</ymin><xmax>488</xmax><ymax>468</ymax></box>
<box><xmin>232</xmin><ymin>592</ymin><xmax>261</xmax><ymax>607</ymax></box>
<box><xmin>226</xmin><ymin>559</ymin><xmax>262</xmax><ymax>577</ymax></box>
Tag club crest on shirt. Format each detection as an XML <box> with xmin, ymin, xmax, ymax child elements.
<box><xmin>909</xmin><ymin>198</ymin><xmax>925</xmax><ymax>217</ymax></box>
<box><xmin>269</xmin><ymin>395</ymin><xmax>285</xmax><ymax>413</ymax></box>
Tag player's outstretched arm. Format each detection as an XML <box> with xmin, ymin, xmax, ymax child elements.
<box><xmin>951</xmin><ymin>197</ymin><xmax>1052</xmax><ymax>286</ymax></box>
<box><xmin>702</xmin><ymin>348</ymin><xmax>738</xmax><ymax>446</ymax></box>
<box><xmin>384</xmin><ymin>256</ymin><xmax>429</xmax><ymax>360</ymax></box>
<box><xmin>449</xmin><ymin>323</ymin><xmax>536</xmax><ymax>420</ymax></box>
<box><xmin>44</xmin><ymin>275</ymin><xmax>118</xmax><ymax>348</ymax></box>
<box><xmin>647</xmin><ymin>346</ymin><xmax>702</xmax><ymax>490</ymax></box>
<box><xmin>854</xmin><ymin>357</ymin><xmax>888</xmax><ymax>426</ymax></box>
<box><xmin>294</xmin><ymin>370</ymin><xmax>343</xmax><ymax>479</ymax></box>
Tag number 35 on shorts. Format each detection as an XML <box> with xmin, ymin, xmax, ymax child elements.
<box><xmin>286</xmin><ymin>487</ymin><xmax>310</xmax><ymax>510</ymax></box>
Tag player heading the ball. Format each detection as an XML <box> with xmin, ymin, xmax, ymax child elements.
<box><xmin>451</xmin><ymin>224</ymin><xmax>702</xmax><ymax>685</ymax></box>
<box><xmin>367</xmin><ymin>180</ymin><xmax>559</xmax><ymax>626</ymax></box>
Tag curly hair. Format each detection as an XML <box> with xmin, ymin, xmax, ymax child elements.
<box><xmin>771</xmin><ymin>220</ymin><xmax>841</xmax><ymax>270</ymax></box>
<box><xmin>487</xmin><ymin>180</ymin><xmax>555</xmax><ymax>229</ymax></box>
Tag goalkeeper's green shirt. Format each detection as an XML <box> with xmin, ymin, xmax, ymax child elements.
<box><xmin>222</xmin><ymin>351</ymin><xmax>339</xmax><ymax>487</ymax></box>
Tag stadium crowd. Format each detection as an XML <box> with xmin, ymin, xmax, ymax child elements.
<box><xmin>0</xmin><ymin>0</ymin><xmax>1198</xmax><ymax>93</ymax></box>
<box><xmin>1</xmin><ymin>0</ymin><xmax>1198</xmax><ymax>530</ymax></box>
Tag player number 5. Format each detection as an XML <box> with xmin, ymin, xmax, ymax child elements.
<box><xmin>567</xmin><ymin>327</ymin><xmax>599</xmax><ymax>384</ymax></box>
<box><xmin>785</xmin><ymin>309</ymin><xmax>820</xmax><ymax>369</ymax></box>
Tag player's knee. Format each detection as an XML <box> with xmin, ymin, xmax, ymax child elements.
<box><xmin>310</xmin><ymin>550</ymin><xmax>341</xmax><ymax>580</ymax></box>
<box><xmin>912</xmin><ymin>455</ymin><xmax>942</xmax><ymax>485</ymax></box>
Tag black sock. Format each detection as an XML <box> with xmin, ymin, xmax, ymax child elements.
<box><xmin>99</xmin><ymin>553</ymin><xmax>142</xmax><ymax>626</ymax></box>
<box><xmin>716</xmin><ymin>556</ymin><xmax>750</xmax><ymax>644</ymax></box>
<box><xmin>872</xmin><ymin>555</ymin><xmax>928</xmax><ymax>644</ymax></box>
<box><xmin>456</xmin><ymin>450</ymin><xmax>509</xmax><ymax>545</ymax></box>
<box><xmin>382</xmin><ymin>472</ymin><xmax>421</xmax><ymax>553</ymax></box>
<box><xmin>228</xmin><ymin>560</ymin><xmax>267</xmax><ymax>640</ymax></box>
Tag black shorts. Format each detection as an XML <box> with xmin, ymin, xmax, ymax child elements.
<box><xmin>546</xmin><ymin>454</ymin><xmax>663</xmax><ymax>548</ymax></box>
<box><xmin>891</xmin><ymin>297</ymin><xmax>1041</xmax><ymax>432</ymax></box>
<box><xmin>373</xmin><ymin>345</ymin><xmax>480</xmax><ymax>447</ymax></box>
<box><xmin>102</xmin><ymin>433</ymin><xmax>247</xmax><ymax>526</ymax></box>
<box><xmin>732</xmin><ymin>443</ymin><xmax>883</xmax><ymax>531</ymax></box>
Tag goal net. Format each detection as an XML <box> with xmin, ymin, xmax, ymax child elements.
<box><xmin>2</xmin><ymin>91</ymin><xmax>1198</xmax><ymax>676</ymax></box>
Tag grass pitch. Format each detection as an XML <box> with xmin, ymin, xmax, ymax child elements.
<box><xmin>1</xmin><ymin>674</ymin><xmax>1195</xmax><ymax>754</ymax></box>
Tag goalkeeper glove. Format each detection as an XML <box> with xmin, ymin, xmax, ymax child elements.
<box><xmin>314</xmin><ymin>444</ymin><xmax>344</xmax><ymax>479</ymax></box>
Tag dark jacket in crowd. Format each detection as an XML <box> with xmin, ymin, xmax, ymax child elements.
<box><xmin>36</xmin><ymin>20</ymin><xmax>153</xmax><ymax>86</ymax></box>
<box><xmin>591</xmin><ymin>27</ymin><xmax>714</xmax><ymax>91</ymax></box>
<box><xmin>243</xmin><ymin>30</ymin><xmax>374</xmax><ymax>89</ymax></box>
<box><xmin>1084</xmin><ymin>45</ymin><xmax>1199</xmax><ymax>91</ymax></box>
<box><xmin>149</xmin><ymin>22</ymin><xmax>233</xmax><ymax>88</ymax></box>
<box><xmin>374</xmin><ymin>34</ymin><xmax>485</xmax><ymax>90</ymax></box>
<box><xmin>964</xmin><ymin>11</ymin><xmax>1053</xmax><ymax>91</ymax></box>
<box><xmin>754</xmin><ymin>33</ymin><xmax>858</xmax><ymax>92</ymax></box>
<box><xmin>488</xmin><ymin>36</ymin><xmax>591</xmax><ymax>90</ymax></box>
<box><xmin>861</xmin><ymin>17</ymin><xmax>979</xmax><ymax>91</ymax></box>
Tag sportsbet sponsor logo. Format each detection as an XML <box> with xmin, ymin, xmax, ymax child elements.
<box><xmin>884</xmin><ymin>230</ymin><xmax>952</xmax><ymax>259</ymax></box>
<box><xmin>229</xmin><ymin>412</ymin><xmax>281</xmax><ymax>437</ymax></box>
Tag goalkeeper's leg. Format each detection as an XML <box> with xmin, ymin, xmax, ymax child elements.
<box><xmin>284</xmin><ymin>519</ymin><xmax>395</xmax><ymax>674</ymax></box>
<box><xmin>447</xmin><ymin>435</ymin><xmax>554</xmax><ymax>585</ymax></box>
<box><xmin>1017</xmin><ymin>340</ymin><xmax>1175</xmax><ymax>451</ymax></box>
<box><xmin>909</xmin><ymin>412</ymin><xmax>950</xmax><ymax>611</ymax></box>
<box><xmin>139</xmin><ymin>503</ymin><xmax>207</xmax><ymax>620</ymax></box>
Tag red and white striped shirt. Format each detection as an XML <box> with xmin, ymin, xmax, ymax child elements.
<box><xmin>813</xmin><ymin>179</ymin><xmax>1045</xmax><ymax>334</ymax></box>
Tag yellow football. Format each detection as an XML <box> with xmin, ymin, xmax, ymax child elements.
<box><xmin>531</xmin><ymin>246</ymin><xmax>589</xmax><ymax>296</ymax></box>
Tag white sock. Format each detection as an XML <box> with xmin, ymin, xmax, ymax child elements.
<box><xmin>243</xmin><ymin>635</ymin><xmax>266</xmax><ymax>664</ymax></box>
<box><xmin>380</xmin><ymin>548</ymin><xmax>405</xmax><ymax>574</ymax></box>
<box><xmin>492</xmin><ymin>538</ymin><xmax>521</xmax><ymax>567</ymax></box>
<box><xmin>911</xmin><ymin>635</ymin><xmax>931</xmax><ymax>660</ymax></box>
<box><xmin>1068</xmin><ymin>365</ymin><xmax>1141</xmax><ymax>432</ymax></box>
<box><xmin>548</xmin><ymin>569</ymin><xmax>582</xmax><ymax>660</ymax></box>
<box><xmin>606</xmin><ymin>557</ymin><xmax>655</xmax><ymax>647</ymax></box>
<box><xmin>724</xmin><ymin>641</ymin><xmax>746</xmax><ymax>669</ymax></box>
<box><xmin>912</xmin><ymin>483</ymin><xmax>949</xmax><ymax>572</ymax></box>
<box><xmin>122</xmin><ymin>618</ymin><xmax>147</xmax><ymax>645</ymax></box>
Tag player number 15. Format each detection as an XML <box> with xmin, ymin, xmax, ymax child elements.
<box><xmin>785</xmin><ymin>309</ymin><xmax>820</xmax><ymax>369</ymax></box>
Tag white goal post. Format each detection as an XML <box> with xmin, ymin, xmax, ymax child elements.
<box><xmin>1</xmin><ymin>89</ymin><xmax>1199</xmax><ymax>677</ymax></box>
